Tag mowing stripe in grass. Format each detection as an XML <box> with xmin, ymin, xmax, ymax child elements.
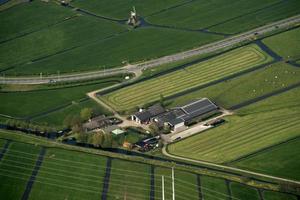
<box><xmin>197</xmin><ymin>175</ymin><xmax>203</xmax><ymax>200</ymax></box>
<box><xmin>101</xmin><ymin>157</ymin><xmax>112</xmax><ymax>200</ymax></box>
<box><xmin>21</xmin><ymin>147</ymin><xmax>46</xmax><ymax>200</ymax></box>
<box><xmin>226</xmin><ymin>180</ymin><xmax>233</xmax><ymax>200</ymax></box>
<box><xmin>150</xmin><ymin>165</ymin><xmax>155</xmax><ymax>200</ymax></box>
<box><xmin>229</xmin><ymin>81</ymin><xmax>300</xmax><ymax>110</ymax></box>
<box><xmin>227</xmin><ymin>135</ymin><xmax>300</xmax><ymax>165</ymax></box>
<box><xmin>0</xmin><ymin>140</ymin><xmax>11</xmax><ymax>161</ymax></box>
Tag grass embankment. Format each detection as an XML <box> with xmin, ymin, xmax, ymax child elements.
<box><xmin>103</xmin><ymin>44</ymin><xmax>272</xmax><ymax>111</ymax></box>
<box><xmin>71</xmin><ymin>0</ymin><xmax>188</xmax><ymax>19</ymax></box>
<box><xmin>168</xmin><ymin>62</ymin><xmax>300</xmax><ymax>109</ymax></box>
<box><xmin>0</xmin><ymin>76</ymin><xmax>121</xmax><ymax>124</ymax></box>
<box><xmin>230</xmin><ymin>182</ymin><xmax>260</xmax><ymax>200</ymax></box>
<box><xmin>262</xmin><ymin>27</ymin><xmax>300</xmax><ymax>60</ymax></box>
<box><xmin>147</xmin><ymin>0</ymin><xmax>300</xmax><ymax>34</ymax></box>
<box><xmin>168</xmin><ymin>87</ymin><xmax>300</xmax><ymax>164</ymax></box>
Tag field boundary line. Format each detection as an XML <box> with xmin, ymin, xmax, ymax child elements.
<box><xmin>101</xmin><ymin>157</ymin><xmax>112</xmax><ymax>200</ymax></box>
<box><xmin>21</xmin><ymin>147</ymin><xmax>46</xmax><ymax>200</ymax></box>
<box><xmin>226</xmin><ymin>180</ymin><xmax>233</xmax><ymax>200</ymax></box>
<box><xmin>229</xmin><ymin>81</ymin><xmax>300</xmax><ymax>110</ymax></box>
<box><xmin>0</xmin><ymin>139</ymin><xmax>11</xmax><ymax>161</ymax></box>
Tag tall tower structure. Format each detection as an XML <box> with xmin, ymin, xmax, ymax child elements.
<box><xmin>127</xmin><ymin>6</ymin><xmax>141</xmax><ymax>27</ymax></box>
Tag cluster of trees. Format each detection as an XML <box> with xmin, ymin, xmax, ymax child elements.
<box><xmin>76</xmin><ymin>131</ymin><xmax>113</xmax><ymax>148</ymax></box>
<box><xmin>5</xmin><ymin>119</ymin><xmax>58</xmax><ymax>133</ymax></box>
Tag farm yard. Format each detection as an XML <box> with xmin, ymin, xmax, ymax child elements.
<box><xmin>0</xmin><ymin>130</ymin><xmax>297</xmax><ymax>200</ymax></box>
<box><xmin>167</xmin><ymin>87</ymin><xmax>300</xmax><ymax>165</ymax></box>
<box><xmin>103</xmin><ymin>44</ymin><xmax>272</xmax><ymax>111</ymax></box>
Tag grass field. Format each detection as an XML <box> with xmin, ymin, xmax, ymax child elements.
<box><xmin>263</xmin><ymin>191</ymin><xmax>297</xmax><ymax>200</ymax></box>
<box><xmin>147</xmin><ymin>0</ymin><xmax>300</xmax><ymax>33</ymax></box>
<box><xmin>168</xmin><ymin>87</ymin><xmax>300</xmax><ymax>163</ymax></box>
<box><xmin>0</xmin><ymin>1</ymin><xmax>75</xmax><ymax>41</ymax></box>
<box><xmin>201</xmin><ymin>176</ymin><xmax>229</xmax><ymax>200</ymax></box>
<box><xmin>0</xmin><ymin>131</ymin><xmax>298</xmax><ymax>200</ymax></box>
<box><xmin>0</xmin><ymin>142</ymin><xmax>41</xmax><ymax>200</ymax></box>
<box><xmin>232</xmin><ymin>137</ymin><xmax>300</xmax><ymax>181</ymax></box>
<box><xmin>168</xmin><ymin>62</ymin><xmax>300</xmax><ymax>109</ymax></box>
<box><xmin>103</xmin><ymin>44</ymin><xmax>272</xmax><ymax>111</ymax></box>
<box><xmin>262</xmin><ymin>27</ymin><xmax>300</xmax><ymax>60</ymax></box>
<box><xmin>0</xmin><ymin>14</ymin><xmax>126</xmax><ymax>73</ymax></box>
<box><xmin>71</xmin><ymin>0</ymin><xmax>188</xmax><ymax>19</ymax></box>
<box><xmin>7</xmin><ymin>27</ymin><xmax>221</xmax><ymax>76</ymax></box>
<box><xmin>230</xmin><ymin>182</ymin><xmax>260</xmax><ymax>200</ymax></box>
<box><xmin>0</xmin><ymin>77</ymin><xmax>121</xmax><ymax>119</ymax></box>
<box><xmin>32</xmin><ymin>99</ymin><xmax>111</xmax><ymax>126</ymax></box>
<box><xmin>210</xmin><ymin>0</ymin><xmax>300</xmax><ymax>34</ymax></box>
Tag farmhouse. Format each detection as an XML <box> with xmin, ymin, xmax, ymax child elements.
<box><xmin>131</xmin><ymin>104</ymin><xmax>165</xmax><ymax>124</ymax></box>
<box><xmin>154</xmin><ymin>98</ymin><xmax>219</xmax><ymax>132</ymax></box>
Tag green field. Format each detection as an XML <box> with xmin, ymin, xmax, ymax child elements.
<box><xmin>0</xmin><ymin>131</ymin><xmax>298</xmax><ymax>200</ymax></box>
<box><xmin>147</xmin><ymin>0</ymin><xmax>300</xmax><ymax>33</ymax></box>
<box><xmin>0</xmin><ymin>77</ymin><xmax>121</xmax><ymax>120</ymax></box>
<box><xmin>32</xmin><ymin>99</ymin><xmax>111</xmax><ymax>126</ymax></box>
<box><xmin>232</xmin><ymin>137</ymin><xmax>300</xmax><ymax>181</ymax></box>
<box><xmin>0</xmin><ymin>1</ymin><xmax>74</xmax><ymax>41</ymax></box>
<box><xmin>0</xmin><ymin>142</ymin><xmax>41</xmax><ymax>200</ymax></box>
<box><xmin>262</xmin><ymin>27</ymin><xmax>300</xmax><ymax>60</ymax></box>
<box><xmin>230</xmin><ymin>182</ymin><xmax>260</xmax><ymax>200</ymax></box>
<box><xmin>103</xmin><ymin>44</ymin><xmax>272</xmax><ymax>111</ymax></box>
<box><xmin>263</xmin><ymin>191</ymin><xmax>297</xmax><ymax>200</ymax></box>
<box><xmin>0</xmin><ymin>15</ymin><xmax>126</xmax><ymax>73</ymax></box>
<box><xmin>168</xmin><ymin>87</ymin><xmax>300</xmax><ymax>163</ymax></box>
<box><xmin>168</xmin><ymin>62</ymin><xmax>300</xmax><ymax>109</ymax></box>
<box><xmin>71</xmin><ymin>0</ymin><xmax>188</xmax><ymax>19</ymax></box>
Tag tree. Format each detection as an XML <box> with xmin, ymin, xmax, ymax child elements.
<box><xmin>92</xmin><ymin>132</ymin><xmax>104</xmax><ymax>147</ymax></box>
<box><xmin>80</xmin><ymin>108</ymin><xmax>93</xmax><ymax>122</ymax></box>
<box><xmin>159</xmin><ymin>94</ymin><xmax>165</xmax><ymax>107</ymax></box>
<box><xmin>102</xmin><ymin>133</ymin><xmax>113</xmax><ymax>148</ymax></box>
<box><xmin>149</xmin><ymin>123</ymin><xmax>160</xmax><ymax>135</ymax></box>
<box><xmin>63</xmin><ymin>115</ymin><xmax>73</xmax><ymax>128</ymax></box>
<box><xmin>77</xmin><ymin>132</ymin><xmax>88</xmax><ymax>143</ymax></box>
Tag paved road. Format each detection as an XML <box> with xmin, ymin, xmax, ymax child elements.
<box><xmin>162</xmin><ymin>146</ymin><xmax>300</xmax><ymax>185</ymax></box>
<box><xmin>1</xmin><ymin>14</ymin><xmax>300</xmax><ymax>85</ymax></box>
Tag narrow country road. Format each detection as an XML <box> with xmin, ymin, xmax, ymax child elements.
<box><xmin>162</xmin><ymin>146</ymin><xmax>300</xmax><ymax>185</ymax></box>
<box><xmin>1</xmin><ymin>14</ymin><xmax>300</xmax><ymax>85</ymax></box>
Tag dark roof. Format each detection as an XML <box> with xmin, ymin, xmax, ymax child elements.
<box><xmin>148</xmin><ymin>104</ymin><xmax>165</xmax><ymax>116</ymax></box>
<box><xmin>134</xmin><ymin>111</ymin><xmax>152</xmax><ymax>121</ymax></box>
<box><xmin>181</xmin><ymin>98</ymin><xmax>218</xmax><ymax>116</ymax></box>
<box><xmin>168</xmin><ymin>118</ymin><xmax>184</xmax><ymax>126</ymax></box>
<box><xmin>134</xmin><ymin>104</ymin><xmax>165</xmax><ymax>121</ymax></box>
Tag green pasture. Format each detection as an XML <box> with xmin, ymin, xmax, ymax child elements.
<box><xmin>0</xmin><ymin>133</ymin><xmax>298</xmax><ymax>200</ymax></box>
<box><xmin>210</xmin><ymin>0</ymin><xmax>300</xmax><ymax>34</ymax></box>
<box><xmin>263</xmin><ymin>191</ymin><xmax>297</xmax><ymax>200</ymax></box>
<box><xmin>8</xmin><ymin>27</ymin><xmax>221</xmax><ymax>75</ymax></box>
<box><xmin>168</xmin><ymin>87</ymin><xmax>300</xmax><ymax>163</ymax></box>
<box><xmin>72</xmin><ymin>0</ymin><xmax>188</xmax><ymax>19</ymax></box>
<box><xmin>168</xmin><ymin>62</ymin><xmax>300</xmax><ymax>109</ymax></box>
<box><xmin>0</xmin><ymin>142</ymin><xmax>40</xmax><ymax>200</ymax></box>
<box><xmin>263</xmin><ymin>27</ymin><xmax>300</xmax><ymax>60</ymax></box>
<box><xmin>0</xmin><ymin>0</ymin><xmax>74</xmax><ymax>41</ymax></box>
<box><xmin>0</xmin><ymin>15</ymin><xmax>125</xmax><ymax>74</ymax></box>
<box><xmin>146</xmin><ymin>0</ymin><xmax>300</xmax><ymax>34</ymax></box>
<box><xmin>33</xmin><ymin>99</ymin><xmax>111</xmax><ymax>126</ymax></box>
<box><xmin>0</xmin><ymin>77</ymin><xmax>121</xmax><ymax>119</ymax></box>
<box><xmin>103</xmin><ymin>44</ymin><xmax>272</xmax><ymax>111</ymax></box>
<box><xmin>232</xmin><ymin>138</ymin><xmax>300</xmax><ymax>181</ymax></box>
<box><xmin>29</xmin><ymin>148</ymin><xmax>107</xmax><ymax>200</ymax></box>
<box><xmin>230</xmin><ymin>182</ymin><xmax>260</xmax><ymax>200</ymax></box>
<box><xmin>200</xmin><ymin>176</ymin><xmax>229</xmax><ymax>200</ymax></box>
<box><xmin>107</xmin><ymin>159</ymin><xmax>151</xmax><ymax>200</ymax></box>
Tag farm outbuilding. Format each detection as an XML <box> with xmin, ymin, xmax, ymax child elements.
<box><xmin>131</xmin><ymin>104</ymin><xmax>165</xmax><ymax>124</ymax></box>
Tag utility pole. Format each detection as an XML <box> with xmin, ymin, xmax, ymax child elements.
<box><xmin>172</xmin><ymin>167</ymin><xmax>175</xmax><ymax>200</ymax></box>
<box><xmin>162</xmin><ymin>176</ymin><xmax>165</xmax><ymax>200</ymax></box>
